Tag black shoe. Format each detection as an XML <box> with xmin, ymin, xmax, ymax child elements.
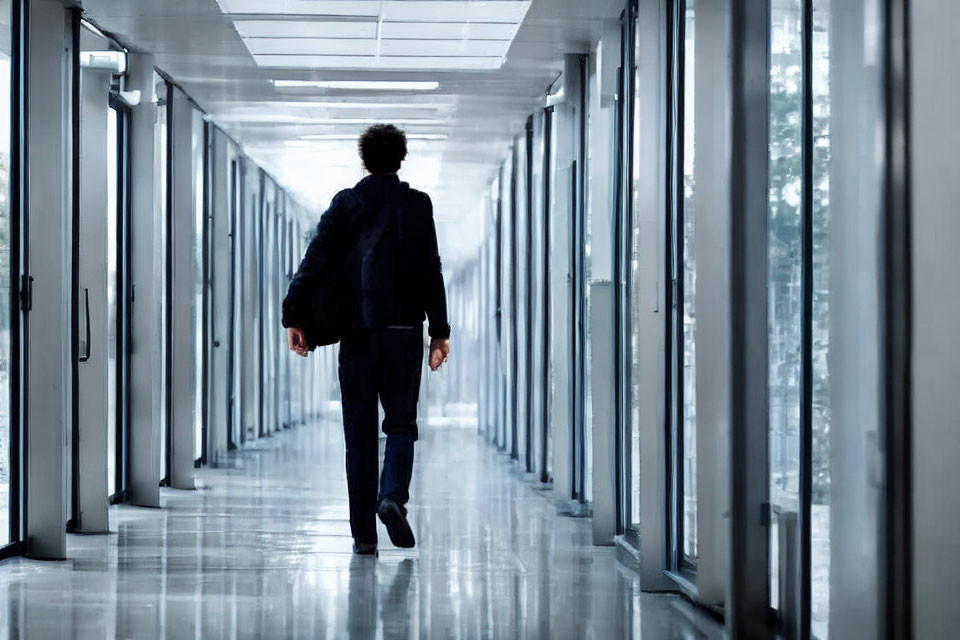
<box><xmin>353</xmin><ymin>540</ymin><xmax>378</xmax><ymax>555</ymax></box>
<box><xmin>377</xmin><ymin>499</ymin><xmax>416</xmax><ymax>549</ymax></box>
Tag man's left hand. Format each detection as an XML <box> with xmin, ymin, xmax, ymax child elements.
<box><xmin>429</xmin><ymin>338</ymin><xmax>451</xmax><ymax>371</ymax></box>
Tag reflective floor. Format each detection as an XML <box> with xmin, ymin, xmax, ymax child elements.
<box><xmin>0</xmin><ymin>419</ymin><xmax>724</xmax><ymax>639</ymax></box>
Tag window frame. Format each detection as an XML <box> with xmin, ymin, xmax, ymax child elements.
<box><xmin>1</xmin><ymin>0</ymin><xmax>28</xmax><ymax>558</ymax></box>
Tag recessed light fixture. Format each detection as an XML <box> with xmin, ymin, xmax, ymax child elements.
<box><xmin>272</xmin><ymin>80</ymin><xmax>440</xmax><ymax>91</ymax></box>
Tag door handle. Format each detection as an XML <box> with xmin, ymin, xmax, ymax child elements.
<box><xmin>79</xmin><ymin>287</ymin><xmax>91</xmax><ymax>363</ymax></box>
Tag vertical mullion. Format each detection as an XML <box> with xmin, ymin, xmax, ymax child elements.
<box><xmin>799</xmin><ymin>0</ymin><xmax>814</xmax><ymax>635</ymax></box>
<box><xmin>882</xmin><ymin>0</ymin><xmax>913</xmax><ymax>635</ymax></box>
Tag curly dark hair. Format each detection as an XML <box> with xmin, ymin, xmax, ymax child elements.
<box><xmin>358</xmin><ymin>124</ymin><xmax>408</xmax><ymax>174</ymax></box>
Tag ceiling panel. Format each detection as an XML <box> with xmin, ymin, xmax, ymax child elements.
<box><xmin>214</xmin><ymin>0</ymin><xmax>381</xmax><ymax>16</ymax></box>
<box><xmin>242</xmin><ymin>38</ymin><xmax>377</xmax><ymax>56</ymax></box>
<box><xmin>233</xmin><ymin>20</ymin><xmax>378</xmax><ymax>39</ymax></box>
<box><xmin>379</xmin><ymin>39</ymin><xmax>511</xmax><ymax>57</ymax></box>
<box><xmin>380</xmin><ymin>1</ymin><xmax>531</xmax><ymax>23</ymax></box>
<box><xmin>380</xmin><ymin>21</ymin><xmax>519</xmax><ymax>40</ymax></box>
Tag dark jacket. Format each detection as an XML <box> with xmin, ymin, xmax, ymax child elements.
<box><xmin>282</xmin><ymin>173</ymin><xmax>450</xmax><ymax>340</ymax></box>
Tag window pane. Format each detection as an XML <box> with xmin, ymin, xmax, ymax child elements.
<box><xmin>0</xmin><ymin>0</ymin><xmax>12</xmax><ymax>547</ymax></box>
<box><xmin>768</xmin><ymin>0</ymin><xmax>803</xmax><ymax>611</ymax></box>
<box><xmin>106</xmin><ymin>107</ymin><xmax>118</xmax><ymax>498</ymax></box>
<box><xmin>156</xmin><ymin>77</ymin><xmax>168</xmax><ymax>479</ymax></box>
<box><xmin>629</xmin><ymin>17</ymin><xmax>642</xmax><ymax>529</ymax></box>
<box><xmin>500</xmin><ymin>156</ymin><xmax>512</xmax><ymax>453</ymax></box>
<box><xmin>515</xmin><ymin>139</ymin><xmax>528</xmax><ymax>466</ymax></box>
<box><xmin>811</xmin><ymin>0</ymin><xmax>831</xmax><ymax>636</ymax></box>
<box><xmin>681</xmin><ymin>0</ymin><xmax>698</xmax><ymax>561</ymax></box>
<box><xmin>193</xmin><ymin>110</ymin><xmax>204</xmax><ymax>460</ymax></box>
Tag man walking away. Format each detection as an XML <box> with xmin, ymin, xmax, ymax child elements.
<box><xmin>282</xmin><ymin>124</ymin><xmax>451</xmax><ymax>555</ymax></box>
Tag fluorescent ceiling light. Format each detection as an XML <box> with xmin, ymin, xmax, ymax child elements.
<box><xmin>407</xmin><ymin>133</ymin><xmax>449</xmax><ymax>140</ymax></box>
<box><xmin>243</xmin><ymin>38</ymin><xmax>377</xmax><ymax>56</ymax></box>
<box><xmin>217</xmin><ymin>114</ymin><xmax>450</xmax><ymax>125</ymax></box>
<box><xmin>380</xmin><ymin>21</ymin><xmax>519</xmax><ymax>41</ymax></box>
<box><xmin>379</xmin><ymin>39</ymin><xmax>511</xmax><ymax>58</ymax></box>
<box><xmin>233</xmin><ymin>20</ymin><xmax>378</xmax><ymax>39</ymax></box>
<box><xmin>300</xmin><ymin>133</ymin><xmax>449</xmax><ymax>140</ymax></box>
<box><xmin>291</xmin><ymin>134</ymin><xmax>360</xmax><ymax>141</ymax></box>
<box><xmin>272</xmin><ymin>80</ymin><xmax>440</xmax><ymax>91</ymax></box>
<box><xmin>215</xmin><ymin>0</ymin><xmax>380</xmax><ymax>16</ymax></box>
<box><xmin>225</xmin><ymin>100</ymin><xmax>452</xmax><ymax>111</ymax></box>
<box><xmin>255</xmin><ymin>54</ymin><xmax>504</xmax><ymax>70</ymax></box>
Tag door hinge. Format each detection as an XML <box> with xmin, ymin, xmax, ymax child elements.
<box><xmin>761</xmin><ymin>501</ymin><xmax>771</xmax><ymax>527</ymax></box>
<box><xmin>19</xmin><ymin>275</ymin><xmax>33</xmax><ymax>311</ymax></box>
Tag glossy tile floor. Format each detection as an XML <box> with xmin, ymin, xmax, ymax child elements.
<box><xmin>0</xmin><ymin>420</ymin><xmax>724</xmax><ymax>639</ymax></box>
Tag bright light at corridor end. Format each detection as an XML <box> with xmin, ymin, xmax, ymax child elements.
<box><xmin>272</xmin><ymin>80</ymin><xmax>440</xmax><ymax>91</ymax></box>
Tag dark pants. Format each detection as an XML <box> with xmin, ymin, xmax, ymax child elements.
<box><xmin>338</xmin><ymin>328</ymin><xmax>423</xmax><ymax>543</ymax></box>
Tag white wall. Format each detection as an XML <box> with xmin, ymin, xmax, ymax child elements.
<box><xmin>25</xmin><ymin>0</ymin><xmax>72</xmax><ymax>558</ymax></box>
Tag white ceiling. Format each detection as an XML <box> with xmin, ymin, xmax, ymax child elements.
<box><xmin>78</xmin><ymin>0</ymin><xmax>624</xmax><ymax>262</ymax></box>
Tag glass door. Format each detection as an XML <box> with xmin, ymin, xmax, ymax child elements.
<box><xmin>227</xmin><ymin>158</ymin><xmax>241</xmax><ymax>448</ymax></box>
<box><xmin>107</xmin><ymin>97</ymin><xmax>131</xmax><ymax>502</ymax></box>
<box><xmin>157</xmin><ymin>76</ymin><xmax>171</xmax><ymax>485</ymax></box>
<box><xmin>541</xmin><ymin>107</ymin><xmax>555</xmax><ymax>483</ymax></box>
<box><xmin>767</xmin><ymin>0</ymin><xmax>832</xmax><ymax>636</ymax></box>
<box><xmin>0</xmin><ymin>0</ymin><xmax>22</xmax><ymax>551</ymax></box>
<box><xmin>570</xmin><ymin>55</ymin><xmax>590</xmax><ymax>508</ymax></box>
<box><xmin>613</xmin><ymin>2</ymin><xmax>636</xmax><ymax>535</ymax></box>
<box><xmin>666</xmin><ymin>0</ymin><xmax>699</xmax><ymax>571</ymax></box>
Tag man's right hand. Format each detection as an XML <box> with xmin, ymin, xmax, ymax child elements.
<box><xmin>287</xmin><ymin>327</ymin><xmax>310</xmax><ymax>357</ymax></box>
